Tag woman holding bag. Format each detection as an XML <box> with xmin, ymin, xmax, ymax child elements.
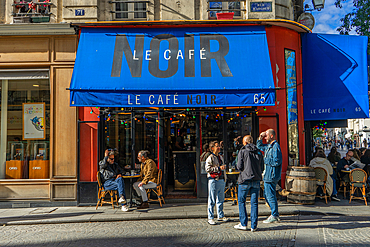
<box><xmin>205</xmin><ymin>141</ymin><xmax>229</xmax><ymax>225</ymax></box>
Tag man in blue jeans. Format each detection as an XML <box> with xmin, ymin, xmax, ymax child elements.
<box><xmin>257</xmin><ymin>129</ymin><xmax>282</xmax><ymax>224</ymax></box>
<box><xmin>99</xmin><ymin>149</ymin><xmax>128</xmax><ymax>212</ymax></box>
<box><xmin>234</xmin><ymin>135</ymin><xmax>263</xmax><ymax>232</ymax></box>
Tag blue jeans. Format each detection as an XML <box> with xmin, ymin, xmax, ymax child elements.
<box><xmin>104</xmin><ymin>177</ymin><xmax>126</xmax><ymax>205</ymax></box>
<box><xmin>208</xmin><ymin>178</ymin><xmax>225</xmax><ymax>220</ymax></box>
<box><xmin>331</xmin><ymin>174</ymin><xmax>338</xmax><ymax>196</ymax></box>
<box><xmin>238</xmin><ymin>180</ymin><xmax>260</xmax><ymax>229</ymax></box>
<box><xmin>264</xmin><ymin>181</ymin><xmax>279</xmax><ymax>217</ymax></box>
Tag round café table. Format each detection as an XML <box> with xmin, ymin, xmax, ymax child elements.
<box><xmin>122</xmin><ymin>174</ymin><xmax>141</xmax><ymax>208</ymax></box>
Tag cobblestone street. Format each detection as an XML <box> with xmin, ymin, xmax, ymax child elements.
<box><xmin>1</xmin><ymin>214</ymin><xmax>370</xmax><ymax>246</ymax></box>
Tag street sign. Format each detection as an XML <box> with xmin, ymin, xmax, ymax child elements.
<box><xmin>250</xmin><ymin>2</ymin><xmax>272</xmax><ymax>12</ymax></box>
<box><xmin>75</xmin><ymin>9</ymin><xmax>85</xmax><ymax>16</ymax></box>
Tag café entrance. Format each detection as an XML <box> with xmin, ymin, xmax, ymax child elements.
<box><xmin>101</xmin><ymin>107</ymin><xmax>256</xmax><ymax>198</ymax></box>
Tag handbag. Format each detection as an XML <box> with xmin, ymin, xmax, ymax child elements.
<box><xmin>209</xmin><ymin>154</ymin><xmax>222</xmax><ymax>178</ymax></box>
<box><xmin>209</xmin><ymin>171</ymin><xmax>222</xmax><ymax>178</ymax></box>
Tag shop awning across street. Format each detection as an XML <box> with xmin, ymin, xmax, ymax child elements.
<box><xmin>69</xmin><ymin>25</ymin><xmax>275</xmax><ymax>107</ymax></box>
<box><xmin>302</xmin><ymin>33</ymin><xmax>369</xmax><ymax>121</ymax></box>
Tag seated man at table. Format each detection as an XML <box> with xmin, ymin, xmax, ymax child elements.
<box><xmin>133</xmin><ymin>150</ymin><xmax>158</xmax><ymax>209</ymax></box>
<box><xmin>337</xmin><ymin>150</ymin><xmax>354</xmax><ymax>174</ymax></box>
<box><xmin>99</xmin><ymin>149</ymin><xmax>128</xmax><ymax>212</ymax></box>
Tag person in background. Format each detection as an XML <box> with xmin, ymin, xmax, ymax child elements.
<box><xmin>347</xmin><ymin>149</ymin><xmax>366</xmax><ymax>170</ymax></box>
<box><xmin>257</xmin><ymin>129</ymin><xmax>282</xmax><ymax>224</ymax></box>
<box><xmin>205</xmin><ymin>141</ymin><xmax>228</xmax><ymax>225</ymax></box>
<box><xmin>232</xmin><ymin>136</ymin><xmax>243</xmax><ymax>168</ymax></box>
<box><xmin>359</xmin><ymin>147</ymin><xmax>366</xmax><ymax>157</ymax></box>
<box><xmin>353</xmin><ymin>149</ymin><xmax>361</xmax><ymax>160</ymax></box>
<box><xmin>175</xmin><ymin>128</ymin><xmax>187</xmax><ymax>151</ymax></box>
<box><xmin>133</xmin><ymin>150</ymin><xmax>158</xmax><ymax>209</ymax></box>
<box><xmin>219</xmin><ymin>141</ymin><xmax>224</xmax><ymax>156</ymax></box>
<box><xmin>327</xmin><ymin>147</ymin><xmax>341</xmax><ymax>165</ymax></box>
<box><xmin>99</xmin><ymin>149</ymin><xmax>128</xmax><ymax>212</ymax></box>
<box><xmin>200</xmin><ymin>143</ymin><xmax>211</xmax><ymax>162</ymax></box>
<box><xmin>234</xmin><ymin>135</ymin><xmax>263</xmax><ymax>232</ymax></box>
<box><xmin>361</xmin><ymin>149</ymin><xmax>370</xmax><ymax>175</ymax></box>
<box><xmin>309</xmin><ymin>149</ymin><xmax>340</xmax><ymax>201</ymax></box>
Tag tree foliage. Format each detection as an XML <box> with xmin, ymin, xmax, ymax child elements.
<box><xmin>335</xmin><ymin>0</ymin><xmax>370</xmax><ymax>53</ymax></box>
<box><xmin>312</xmin><ymin>128</ymin><xmax>325</xmax><ymax>139</ymax></box>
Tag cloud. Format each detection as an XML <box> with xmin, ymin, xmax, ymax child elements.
<box><xmin>303</xmin><ymin>0</ymin><xmax>356</xmax><ymax>34</ymax></box>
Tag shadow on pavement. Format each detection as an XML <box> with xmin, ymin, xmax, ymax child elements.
<box><xmin>0</xmin><ymin>211</ymin><xmax>102</xmax><ymax>224</ymax></box>
<box><xmin>1</xmin><ymin>235</ymin><xmax>292</xmax><ymax>247</ymax></box>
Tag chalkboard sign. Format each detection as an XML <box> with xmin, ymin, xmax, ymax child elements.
<box><xmin>174</xmin><ymin>152</ymin><xmax>196</xmax><ymax>185</ymax></box>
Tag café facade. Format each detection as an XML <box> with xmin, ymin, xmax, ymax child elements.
<box><xmin>1</xmin><ymin>19</ymin><xmax>367</xmax><ymax>204</ymax></box>
<box><xmin>68</xmin><ymin>19</ymin><xmax>367</xmax><ymax>203</ymax></box>
<box><xmin>70</xmin><ymin>20</ymin><xmax>368</xmax><ymax>202</ymax></box>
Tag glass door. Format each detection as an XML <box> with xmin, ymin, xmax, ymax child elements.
<box><xmin>134</xmin><ymin>112</ymin><xmax>158</xmax><ymax>164</ymax></box>
<box><xmin>104</xmin><ymin>111</ymin><xmax>132</xmax><ymax>168</ymax></box>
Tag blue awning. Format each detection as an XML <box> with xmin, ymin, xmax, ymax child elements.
<box><xmin>302</xmin><ymin>33</ymin><xmax>369</xmax><ymax>121</ymax></box>
<box><xmin>69</xmin><ymin>26</ymin><xmax>275</xmax><ymax>107</ymax></box>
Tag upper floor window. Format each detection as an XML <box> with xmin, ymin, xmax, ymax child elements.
<box><xmin>113</xmin><ymin>1</ymin><xmax>148</xmax><ymax>20</ymax></box>
<box><xmin>13</xmin><ymin>0</ymin><xmax>52</xmax><ymax>23</ymax></box>
<box><xmin>209</xmin><ymin>1</ymin><xmax>242</xmax><ymax>19</ymax></box>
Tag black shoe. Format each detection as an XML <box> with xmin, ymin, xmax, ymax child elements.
<box><xmin>331</xmin><ymin>195</ymin><xmax>341</xmax><ymax>201</ymax></box>
<box><xmin>137</xmin><ymin>201</ymin><xmax>149</xmax><ymax>209</ymax></box>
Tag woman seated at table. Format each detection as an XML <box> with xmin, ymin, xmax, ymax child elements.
<box><xmin>309</xmin><ymin>150</ymin><xmax>339</xmax><ymax>201</ymax></box>
<box><xmin>345</xmin><ymin>149</ymin><xmax>366</xmax><ymax>171</ymax></box>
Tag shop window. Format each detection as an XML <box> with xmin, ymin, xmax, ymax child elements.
<box><xmin>208</xmin><ymin>1</ymin><xmax>243</xmax><ymax>19</ymax></box>
<box><xmin>0</xmin><ymin>70</ymin><xmax>50</xmax><ymax>180</ymax></box>
<box><xmin>113</xmin><ymin>1</ymin><xmax>148</xmax><ymax>20</ymax></box>
<box><xmin>12</xmin><ymin>0</ymin><xmax>52</xmax><ymax>23</ymax></box>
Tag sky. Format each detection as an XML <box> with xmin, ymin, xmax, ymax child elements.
<box><xmin>304</xmin><ymin>0</ymin><xmax>355</xmax><ymax>34</ymax></box>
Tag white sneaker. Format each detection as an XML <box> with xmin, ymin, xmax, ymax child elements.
<box><xmin>234</xmin><ymin>223</ymin><xmax>247</xmax><ymax>230</ymax></box>
<box><xmin>263</xmin><ymin>215</ymin><xmax>280</xmax><ymax>223</ymax></box>
<box><xmin>217</xmin><ymin>217</ymin><xmax>229</xmax><ymax>222</ymax></box>
<box><xmin>208</xmin><ymin>219</ymin><xmax>216</xmax><ymax>225</ymax></box>
<box><xmin>121</xmin><ymin>205</ymin><xmax>129</xmax><ymax>212</ymax></box>
<box><xmin>251</xmin><ymin>227</ymin><xmax>258</xmax><ymax>232</ymax></box>
<box><xmin>118</xmin><ymin>197</ymin><xmax>126</xmax><ymax>204</ymax></box>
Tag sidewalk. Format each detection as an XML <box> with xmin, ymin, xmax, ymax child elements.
<box><xmin>0</xmin><ymin>198</ymin><xmax>369</xmax><ymax>226</ymax></box>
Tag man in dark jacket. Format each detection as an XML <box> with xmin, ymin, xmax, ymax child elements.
<box><xmin>234</xmin><ymin>135</ymin><xmax>263</xmax><ymax>232</ymax></box>
<box><xmin>99</xmin><ymin>149</ymin><xmax>128</xmax><ymax>212</ymax></box>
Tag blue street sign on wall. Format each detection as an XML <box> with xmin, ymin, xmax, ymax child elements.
<box><xmin>250</xmin><ymin>2</ymin><xmax>272</xmax><ymax>12</ymax></box>
<box><xmin>75</xmin><ymin>9</ymin><xmax>85</xmax><ymax>16</ymax></box>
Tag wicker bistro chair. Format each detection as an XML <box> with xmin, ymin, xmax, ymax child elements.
<box><xmin>96</xmin><ymin>172</ymin><xmax>119</xmax><ymax>209</ymax></box>
<box><xmin>314</xmin><ymin>167</ymin><xmax>330</xmax><ymax>204</ymax></box>
<box><xmin>349</xmin><ymin>168</ymin><xmax>368</xmax><ymax>205</ymax></box>
<box><xmin>146</xmin><ymin>169</ymin><xmax>165</xmax><ymax>207</ymax></box>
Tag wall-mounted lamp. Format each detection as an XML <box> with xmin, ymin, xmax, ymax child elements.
<box><xmin>312</xmin><ymin>0</ymin><xmax>325</xmax><ymax>10</ymax></box>
<box><xmin>305</xmin><ymin>0</ymin><xmax>325</xmax><ymax>11</ymax></box>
